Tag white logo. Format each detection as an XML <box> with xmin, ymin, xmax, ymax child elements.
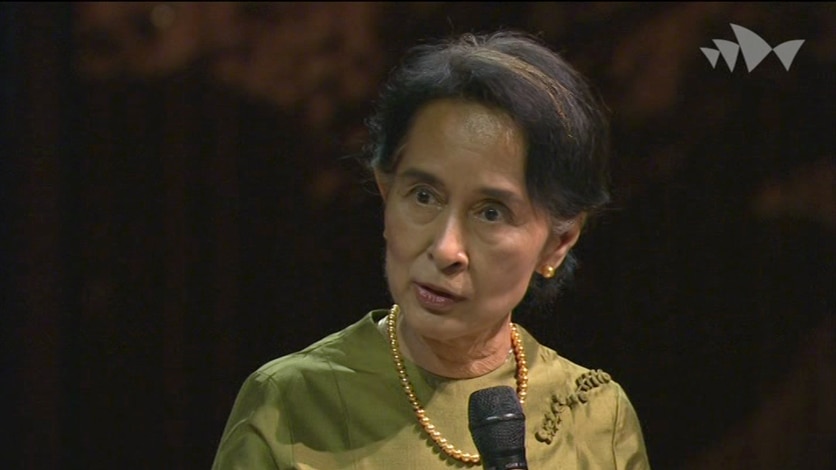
<box><xmin>701</xmin><ymin>24</ymin><xmax>804</xmax><ymax>72</ymax></box>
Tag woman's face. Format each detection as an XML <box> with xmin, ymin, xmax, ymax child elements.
<box><xmin>375</xmin><ymin>99</ymin><xmax>579</xmax><ymax>346</ymax></box>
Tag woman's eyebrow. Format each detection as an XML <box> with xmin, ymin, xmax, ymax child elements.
<box><xmin>477</xmin><ymin>187</ymin><xmax>524</xmax><ymax>207</ymax></box>
<box><xmin>396</xmin><ymin>168</ymin><xmax>446</xmax><ymax>189</ymax></box>
<box><xmin>398</xmin><ymin>168</ymin><xmax>525</xmax><ymax>206</ymax></box>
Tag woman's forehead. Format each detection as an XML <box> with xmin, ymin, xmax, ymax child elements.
<box><xmin>410</xmin><ymin>99</ymin><xmax>520</xmax><ymax>140</ymax></box>
<box><xmin>402</xmin><ymin>100</ymin><xmax>525</xmax><ymax>164</ymax></box>
<box><xmin>394</xmin><ymin>100</ymin><xmax>532</xmax><ymax>201</ymax></box>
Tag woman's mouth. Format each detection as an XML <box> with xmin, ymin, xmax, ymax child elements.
<box><xmin>413</xmin><ymin>283</ymin><xmax>463</xmax><ymax>311</ymax></box>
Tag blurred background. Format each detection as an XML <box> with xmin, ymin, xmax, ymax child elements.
<box><xmin>2</xmin><ymin>2</ymin><xmax>833</xmax><ymax>469</ymax></box>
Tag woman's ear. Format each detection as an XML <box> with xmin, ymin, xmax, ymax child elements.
<box><xmin>373</xmin><ymin>168</ymin><xmax>391</xmax><ymax>203</ymax></box>
<box><xmin>539</xmin><ymin>213</ymin><xmax>586</xmax><ymax>274</ymax></box>
<box><xmin>374</xmin><ymin>169</ymin><xmax>391</xmax><ymax>241</ymax></box>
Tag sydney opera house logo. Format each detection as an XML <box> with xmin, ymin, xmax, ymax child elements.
<box><xmin>700</xmin><ymin>24</ymin><xmax>805</xmax><ymax>72</ymax></box>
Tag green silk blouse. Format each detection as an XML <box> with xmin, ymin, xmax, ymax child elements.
<box><xmin>212</xmin><ymin>310</ymin><xmax>650</xmax><ymax>469</ymax></box>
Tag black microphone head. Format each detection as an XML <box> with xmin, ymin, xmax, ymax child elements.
<box><xmin>468</xmin><ymin>386</ymin><xmax>527</xmax><ymax>470</ymax></box>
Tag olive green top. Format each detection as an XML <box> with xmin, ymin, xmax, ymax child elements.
<box><xmin>212</xmin><ymin>310</ymin><xmax>650</xmax><ymax>469</ymax></box>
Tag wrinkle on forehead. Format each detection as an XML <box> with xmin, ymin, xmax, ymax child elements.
<box><xmin>422</xmin><ymin>99</ymin><xmax>525</xmax><ymax>158</ymax></box>
<box><xmin>458</xmin><ymin>103</ymin><xmax>516</xmax><ymax>142</ymax></box>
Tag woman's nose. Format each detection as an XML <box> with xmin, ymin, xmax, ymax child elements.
<box><xmin>428</xmin><ymin>214</ymin><xmax>468</xmax><ymax>274</ymax></box>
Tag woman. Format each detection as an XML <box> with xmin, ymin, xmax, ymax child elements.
<box><xmin>213</xmin><ymin>31</ymin><xmax>650</xmax><ymax>469</ymax></box>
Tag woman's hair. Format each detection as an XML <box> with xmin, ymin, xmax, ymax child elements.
<box><xmin>364</xmin><ymin>31</ymin><xmax>611</xmax><ymax>312</ymax></box>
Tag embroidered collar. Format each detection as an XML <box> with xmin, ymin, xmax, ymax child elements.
<box><xmin>535</xmin><ymin>369</ymin><xmax>613</xmax><ymax>444</ymax></box>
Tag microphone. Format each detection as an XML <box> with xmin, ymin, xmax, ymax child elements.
<box><xmin>468</xmin><ymin>386</ymin><xmax>528</xmax><ymax>470</ymax></box>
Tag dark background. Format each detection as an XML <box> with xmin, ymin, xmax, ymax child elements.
<box><xmin>3</xmin><ymin>3</ymin><xmax>834</xmax><ymax>469</ymax></box>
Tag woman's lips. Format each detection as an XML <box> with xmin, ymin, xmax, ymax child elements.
<box><xmin>413</xmin><ymin>283</ymin><xmax>463</xmax><ymax>311</ymax></box>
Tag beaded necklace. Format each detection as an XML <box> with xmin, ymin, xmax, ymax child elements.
<box><xmin>385</xmin><ymin>304</ymin><xmax>528</xmax><ymax>465</ymax></box>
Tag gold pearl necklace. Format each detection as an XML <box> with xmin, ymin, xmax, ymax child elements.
<box><xmin>386</xmin><ymin>304</ymin><xmax>529</xmax><ymax>465</ymax></box>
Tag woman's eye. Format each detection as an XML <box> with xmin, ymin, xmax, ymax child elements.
<box><xmin>415</xmin><ymin>189</ymin><xmax>433</xmax><ymax>205</ymax></box>
<box><xmin>480</xmin><ymin>205</ymin><xmax>507</xmax><ymax>223</ymax></box>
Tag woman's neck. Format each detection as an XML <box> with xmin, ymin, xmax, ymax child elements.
<box><xmin>396</xmin><ymin>316</ymin><xmax>513</xmax><ymax>379</ymax></box>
